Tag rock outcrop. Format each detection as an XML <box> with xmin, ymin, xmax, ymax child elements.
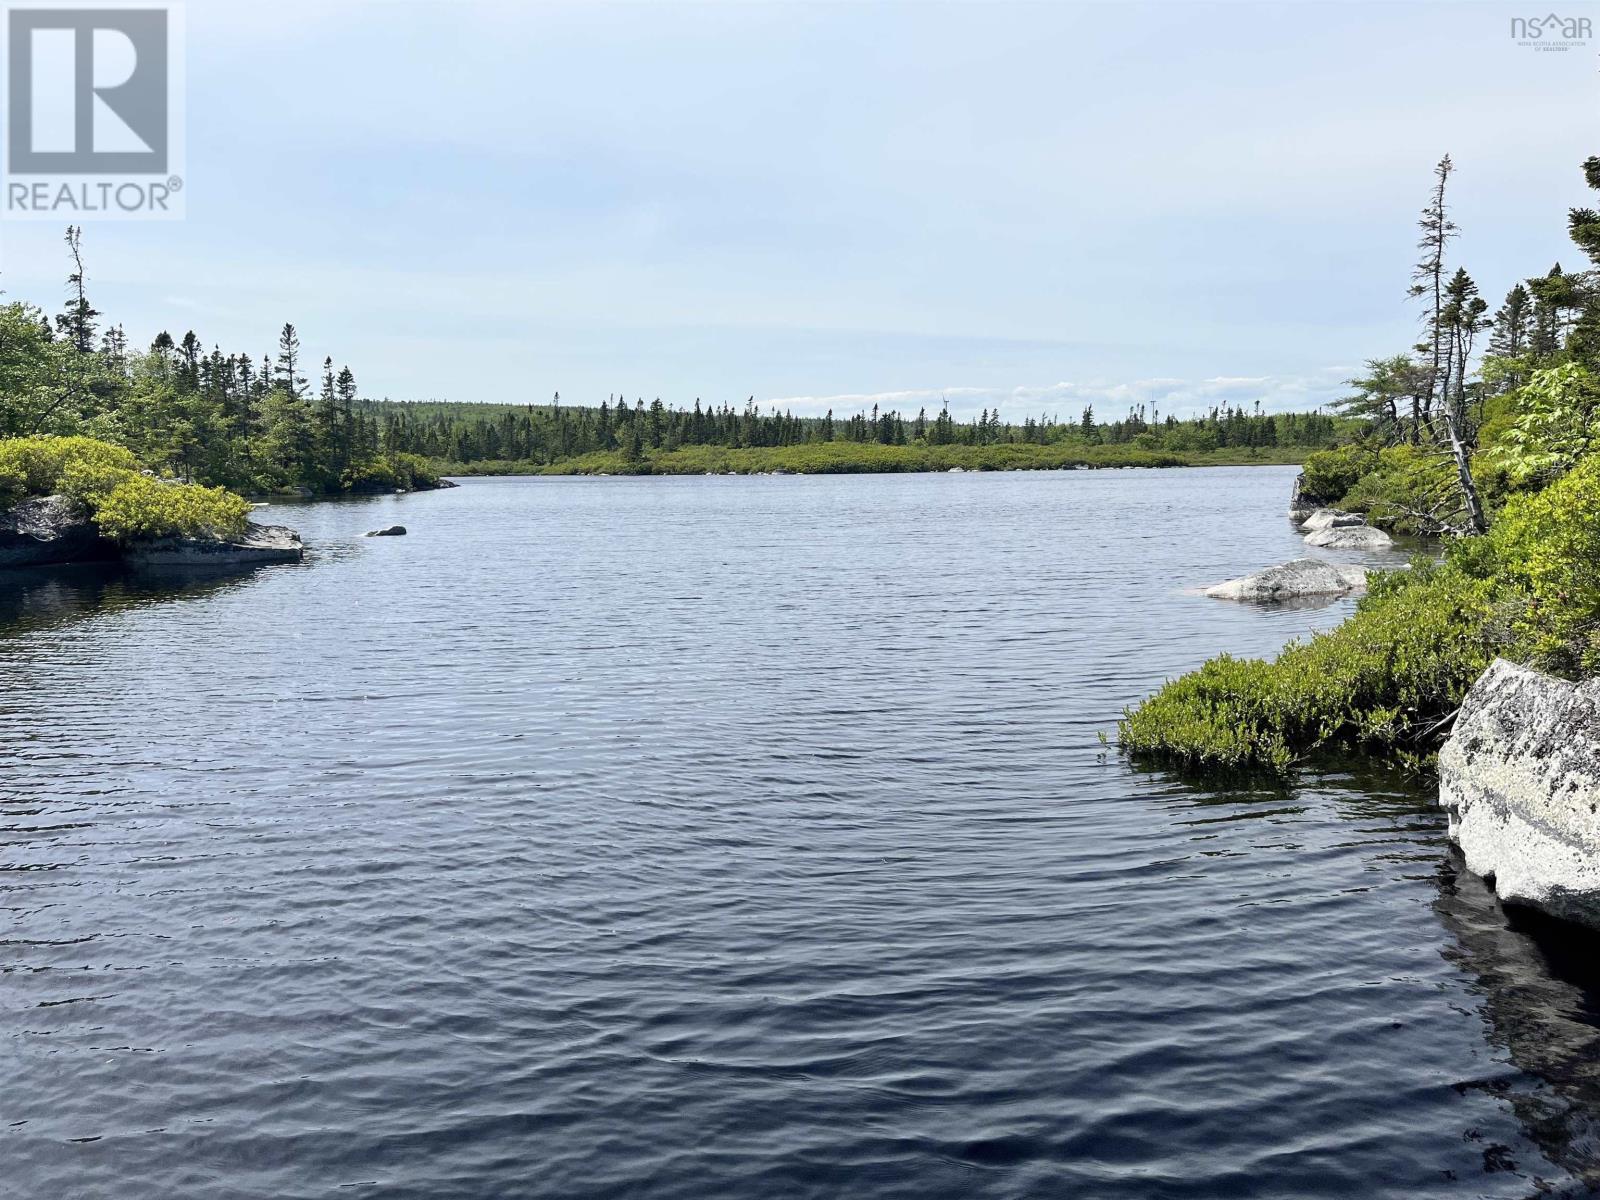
<box><xmin>0</xmin><ymin>495</ymin><xmax>112</xmax><ymax>568</ymax></box>
<box><xmin>1439</xmin><ymin>659</ymin><xmax>1600</xmax><ymax>930</ymax></box>
<box><xmin>1204</xmin><ymin>557</ymin><xmax>1368</xmax><ymax>603</ymax></box>
<box><xmin>366</xmin><ymin>525</ymin><xmax>406</xmax><ymax>537</ymax></box>
<box><xmin>1304</xmin><ymin>524</ymin><xmax>1394</xmax><ymax>550</ymax></box>
<box><xmin>122</xmin><ymin>522</ymin><xmax>304</xmax><ymax>568</ymax></box>
<box><xmin>1289</xmin><ymin>472</ymin><xmax>1317</xmax><ymax>523</ymax></box>
<box><xmin>1299</xmin><ymin>508</ymin><xmax>1366</xmax><ymax>533</ymax></box>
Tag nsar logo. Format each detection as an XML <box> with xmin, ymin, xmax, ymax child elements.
<box><xmin>1510</xmin><ymin>12</ymin><xmax>1592</xmax><ymax>50</ymax></box>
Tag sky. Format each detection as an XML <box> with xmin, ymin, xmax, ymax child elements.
<box><xmin>1</xmin><ymin>0</ymin><xmax>1596</xmax><ymax>420</ymax></box>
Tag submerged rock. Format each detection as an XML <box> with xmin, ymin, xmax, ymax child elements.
<box><xmin>1204</xmin><ymin>557</ymin><xmax>1368</xmax><ymax>603</ymax></box>
<box><xmin>1299</xmin><ymin>508</ymin><xmax>1367</xmax><ymax>533</ymax></box>
<box><xmin>123</xmin><ymin>522</ymin><xmax>304</xmax><ymax>569</ymax></box>
<box><xmin>1305</xmin><ymin>525</ymin><xmax>1394</xmax><ymax>550</ymax></box>
<box><xmin>1440</xmin><ymin>659</ymin><xmax>1600</xmax><ymax>931</ymax></box>
<box><xmin>366</xmin><ymin>525</ymin><xmax>407</xmax><ymax>537</ymax></box>
<box><xmin>0</xmin><ymin>495</ymin><xmax>111</xmax><ymax>568</ymax></box>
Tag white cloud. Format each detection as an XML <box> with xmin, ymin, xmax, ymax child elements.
<box><xmin>766</xmin><ymin>368</ymin><xmax>1358</xmax><ymax>422</ymax></box>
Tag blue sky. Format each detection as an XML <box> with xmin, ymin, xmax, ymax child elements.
<box><xmin>1</xmin><ymin>0</ymin><xmax>1596</xmax><ymax>419</ymax></box>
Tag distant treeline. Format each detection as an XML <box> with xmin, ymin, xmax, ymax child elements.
<box><xmin>364</xmin><ymin>396</ymin><xmax>1350</xmax><ymax>469</ymax></box>
<box><xmin>2</xmin><ymin>226</ymin><xmax>1348</xmax><ymax>491</ymax></box>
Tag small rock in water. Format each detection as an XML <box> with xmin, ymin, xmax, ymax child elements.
<box><xmin>1204</xmin><ymin>557</ymin><xmax>1368</xmax><ymax>603</ymax></box>
<box><xmin>1300</xmin><ymin>508</ymin><xmax>1367</xmax><ymax>532</ymax></box>
<box><xmin>366</xmin><ymin>525</ymin><xmax>407</xmax><ymax>537</ymax></box>
<box><xmin>1305</xmin><ymin>525</ymin><xmax>1393</xmax><ymax>550</ymax></box>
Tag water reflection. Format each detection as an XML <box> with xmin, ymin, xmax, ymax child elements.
<box><xmin>1436</xmin><ymin>851</ymin><xmax>1600</xmax><ymax>1192</ymax></box>
<box><xmin>0</xmin><ymin>470</ymin><xmax>1589</xmax><ymax>1199</ymax></box>
<box><xmin>0</xmin><ymin>560</ymin><xmax>286</xmax><ymax>638</ymax></box>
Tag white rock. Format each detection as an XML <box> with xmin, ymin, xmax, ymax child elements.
<box><xmin>1300</xmin><ymin>508</ymin><xmax>1367</xmax><ymax>533</ymax></box>
<box><xmin>1305</xmin><ymin>525</ymin><xmax>1394</xmax><ymax>550</ymax></box>
<box><xmin>1439</xmin><ymin>659</ymin><xmax>1600</xmax><ymax>930</ymax></box>
<box><xmin>1203</xmin><ymin>558</ymin><xmax>1368</xmax><ymax>603</ymax></box>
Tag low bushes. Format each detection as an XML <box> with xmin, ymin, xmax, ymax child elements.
<box><xmin>1298</xmin><ymin>443</ymin><xmax>1379</xmax><ymax>506</ymax></box>
<box><xmin>0</xmin><ymin>434</ymin><xmax>251</xmax><ymax>543</ymax></box>
<box><xmin>528</xmin><ymin>441</ymin><xmax>1190</xmax><ymax>476</ymax></box>
<box><xmin>1336</xmin><ymin>444</ymin><xmax>1463</xmax><ymax>536</ymax></box>
<box><xmin>340</xmin><ymin>452</ymin><xmax>441</xmax><ymax>493</ymax></box>
<box><xmin>91</xmin><ymin>474</ymin><xmax>250</xmax><ymax>543</ymax></box>
<box><xmin>1485</xmin><ymin>453</ymin><xmax>1600</xmax><ymax>675</ymax></box>
<box><xmin>0</xmin><ymin>435</ymin><xmax>137</xmax><ymax>507</ymax></box>
<box><xmin>1122</xmin><ymin>447</ymin><xmax>1600</xmax><ymax>773</ymax></box>
<box><xmin>1119</xmin><ymin>561</ymin><xmax>1501</xmax><ymax>772</ymax></box>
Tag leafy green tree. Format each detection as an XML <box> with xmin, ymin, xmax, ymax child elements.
<box><xmin>1492</xmin><ymin>363</ymin><xmax>1600</xmax><ymax>486</ymax></box>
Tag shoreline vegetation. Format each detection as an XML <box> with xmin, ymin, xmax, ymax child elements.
<box><xmin>432</xmin><ymin>443</ymin><xmax>1313</xmax><ymax>477</ymax></box>
<box><xmin>1121</xmin><ymin>152</ymin><xmax>1600</xmax><ymax>775</ymax></box>
<box><xmin>1</xmin><ymin>226</ymin><xmax>1345</xmax><ymax>506</ymax></box>
<box><xmin>379</xmin><ymin>397</ymin><xmax>1341</xmax><ymax>478</ymax></box>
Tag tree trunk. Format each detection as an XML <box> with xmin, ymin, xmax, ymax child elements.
<box><xmin>1441</xmin><ymin>406</ymin><xmax>1488</xmax><ymax>533</ymax></box>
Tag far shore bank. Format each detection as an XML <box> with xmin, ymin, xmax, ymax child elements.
<box><xmin>429</xmin><ymin>444</ymin><xmax>1311</xmax><ymax>478</ymax></box>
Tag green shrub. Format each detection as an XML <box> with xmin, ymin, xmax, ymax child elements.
<box><xmin>1299</xmin><ymin>443</ymin><xmax>1378</xmax><ymax>505</ymax></box>
<box><xmin>1337</xmin><ymin>443</ymin><xmax>1462</xmax><ymax>535</ymax></box>
<box><xmin>92</xmin><ymin>474</ymin><xmax>251</xmax><ymax>543</ymax></box>
<box><xmin>389</xmin><ymin>453</ymin><xmax>440</xmax><ymax>490</ymax></box>
<box><xmin>341</xmin><ymin>453</ymin><xmax>440</xmax><ymax>492</ymax></box>
<box><xmin>1485</xmin><ymin>453</ymin><xmax>1600</xmax><ymax>674</ymax></box>
<box><xmin>1490</xmin><ymin>363</ymin><xmax>1600</xmax><ymax>487</ymax></box>
<box><xmin>58</xmin><ymin>456</ymin><xmax>139</xmax><ymax>509</ymax></box>
<box><xmin>341</xmin><ymin>459</ymin><xmax>399</xmax><ymax>492</ymax></box>
<box><xmin>0</xmin><ymin>435</ymin><xmax>138</xmax><ymax>507</ymax></box>
<box><xmin>1120</xmin><ymin>561</ymin><xmax>1501</xmax><ymax>772</ymax></box>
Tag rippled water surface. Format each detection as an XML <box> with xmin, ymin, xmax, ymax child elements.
<box><xmin>7</xmin><ymin>467</ymin><xmax>1600</xmax><ymax>1199</ymax></box>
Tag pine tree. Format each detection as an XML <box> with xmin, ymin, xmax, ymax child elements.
<box><xmin>275</xmin><ymin>323</ymin><xmax>307</xmax><ymax>398</ymax></box>
<box><xmin>1409</xmin><ymin>155</ymin><xmax>1456</xmax><ymax>442</ymax></box>
<box><xmin>55</xmin><ymin>226</ymin><xmax>99</xmax><ymax>353</ymax></box>
<box><xmin>1487</xmin><ymin>283</ymin><xmax>1533</xmax><ymax>385</ymax></box>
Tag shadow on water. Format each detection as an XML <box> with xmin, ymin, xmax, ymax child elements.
<box><xmin>1129</xmin><ymin>749</ymin><xmax>1438</xmax><ymax>816</ymax></box>
<box><xmin>1141</xmin><ymin>746</ymin><xmax>1600</xmax><ymax>1191</ymax></box>
<box><xmin>1436</xmin><ymin>850</ymin><xmax>1600</xmax><ymax>1193</ymax></box>
<box><xmin>0</xmin><ymin>560</ymin><xmax>287</xmax><ymax>638</ymax></box>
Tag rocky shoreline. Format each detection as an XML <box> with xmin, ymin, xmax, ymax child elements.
<box><xmin>1202</xmin><ymin>495</ymin><xmax>1397</xmax><ymax>606</ymax></box>
<box><xmin>0</xmin><ymin>493</ymin><xmax>302</xmax><ymax>572</ymax></box>
<box><xmin>1283</xmin><ymin>471</ymin><xmax>1600</xmax><ymax>934</ymax></box>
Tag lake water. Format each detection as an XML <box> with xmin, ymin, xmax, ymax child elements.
<box><xmin>6</xmin><ymin>467</ymin><xmax>1600</xmax><ymax>1199</ymax></box>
